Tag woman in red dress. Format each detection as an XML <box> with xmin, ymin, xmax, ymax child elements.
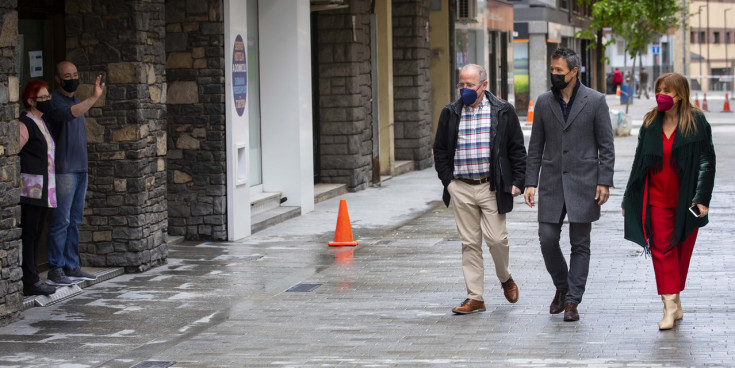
<box><xmin>622</xmin><ymin>73</ymin><xmax>716</xmax><ymax>330</ymax></box>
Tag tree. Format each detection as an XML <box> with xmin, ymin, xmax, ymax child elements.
<box><xmin>577</xmin><ymin>0</ymin><xmax>682</xmax><ymax>113</ymax></box>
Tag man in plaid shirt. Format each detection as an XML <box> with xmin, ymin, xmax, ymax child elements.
<box><xmin>433</xmin><ymin>64</ymin><xmax>527</xmax><ymax>314</ymax></box>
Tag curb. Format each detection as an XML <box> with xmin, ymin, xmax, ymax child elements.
<box><xmin>22</xmin><ymin>267</ymin><xmax>125</xmax><ymax>310</ymax></box>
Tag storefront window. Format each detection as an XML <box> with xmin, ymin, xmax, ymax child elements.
<box><xmin>513</xmin><ymin>41</ymin><xmax>529</xmax><ymax>115</ymax></box>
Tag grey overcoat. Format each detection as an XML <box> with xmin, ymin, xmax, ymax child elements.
<box><xmin>525</xmin><ymin>83</ymin><xmax>615</xmax><ymax>223</ymax></box>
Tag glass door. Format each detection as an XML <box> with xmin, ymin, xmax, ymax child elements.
<box><xmin>247</xmin><ymin>0</ymin><xmax>263</xmax><ymax>187</ymax></box>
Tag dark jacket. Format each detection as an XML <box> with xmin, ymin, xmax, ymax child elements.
<box><xmin>19</xmin><ymin>113</ymin><xmax>56</xmax><ymax>208</ymax></box>
<box><xmin>525</xmin><ymin>83</ymin><xmax>615</xmax><ymax>223</ymax></box>
<box><xmin>622</xmin><ymin>111</ymin><xmax>716</xmax><ymax>254</ymax></box>
<box><xmin>433</xmin><ymin>91</ymin><xmax>527</xmax><ymax>214</ymax></box>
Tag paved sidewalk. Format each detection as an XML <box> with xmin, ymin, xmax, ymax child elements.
<box><xmin>0</xmin><ymin>116</ymin><xmax>732</xmax><ymax>367</ymax></box>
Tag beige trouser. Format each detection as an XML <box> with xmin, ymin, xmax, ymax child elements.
<box><xmin>448</xmin><ymin>179</ymin><xmax>511</xmax><ymax>301</ymax></box>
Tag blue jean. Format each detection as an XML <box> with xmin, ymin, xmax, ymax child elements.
<box><xmin>47</xmin><ymin>172</ymin><xmax>88</xmax><ymax>272</ymax></box>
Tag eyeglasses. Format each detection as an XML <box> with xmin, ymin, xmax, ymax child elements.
<box><xmin>457</xmin><ymin>81</ymin><xmax>486</xmax><ymax>89</ymax></box>
<box><xmin>33</xmin><ymin>95</ymin><xmax>51</xmax><ymax>101</ymax></box>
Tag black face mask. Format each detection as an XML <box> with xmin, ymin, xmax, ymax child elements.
<box><xmin>550</xmin><ymin>72</ymin><xmax>571</xmax><ymax>90</ymax></box>
<box><xmin>35</xmin><ymin>100</ymin><xmax>53</xmax><ymax>115</ymax></box>
<box><xmin>60</xmin><ymin>78</ymin><xmax>80</xmax><ymax>93</ymax></box>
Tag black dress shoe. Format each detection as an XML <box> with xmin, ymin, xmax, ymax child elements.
<box><xmin>563</xmin><ymin>302</ymin><xmax>579</xmax><ymax>321</ymax></box>
<box><xmin>550</xmin><ymin>289</ymin><xmax>567</xmax><ymax>314</ymax></box>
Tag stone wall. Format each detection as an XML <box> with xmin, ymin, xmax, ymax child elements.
<box><xmin>315</xmin><ymin>0</ymin><xmax>373</xmax><ymax>191</ymax></box>
<box><xmin>165</xmin><ymin>0</ymin><xmax>227</xmax><ymax>240</ymax></box>
<box><xmin>393</xmin><ymin>0</ymin><xmax>433</xmax><ymax>169</ymax></box>
<box><xmin>66</xmin><ymin>0</ymin><xmax>168</xmax><ymax>272</ymax></box>
<box><xmin>0</xmin><ymin>2</ymin><xmax>22</xmax><ymax>326</ymax></box>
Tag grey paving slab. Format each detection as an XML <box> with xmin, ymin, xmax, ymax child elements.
<box><xmin>0</xmin><ymin>109</ymin><xmax>733</xmax><ymax>367</ymax></box>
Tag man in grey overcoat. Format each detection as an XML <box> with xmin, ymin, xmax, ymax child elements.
<box><xmin>524</xmin><ymin>48</ymin><xmax>615</xmax><ymax>322</ymax></box>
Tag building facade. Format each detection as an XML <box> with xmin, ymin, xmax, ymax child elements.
<box><xmin>1</xmin><ymin>0</ymin><xmax>450</xmax><ymax>326</ymax></box>
<box><xmin>686</xmin><ymin>0</ymin><xmax>735</xmax><ymax>91</ymax></box>
<box><xmin>604</xmin><ymin>33</ymin><xmax>678</xmax><ymax>95</ymax></box>
<box><xmin>512</xmin><ymin>0</ymin><xmax>599</xmax><ymax>112</ymax></box>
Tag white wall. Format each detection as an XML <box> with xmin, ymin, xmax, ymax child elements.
<box><xmin>225</xmin><ymin>0</ymin><xmax>252</xmax><ymax>240</ymax></box>
<box><xmin>258</xmin><ymin>0</ymin><xmax>315</xmax><ymax>215</ymax></box>
<box><xmin>604</xmin><ymin>34</ymin><xmax>674</xmax><ymax>72</ymax></box>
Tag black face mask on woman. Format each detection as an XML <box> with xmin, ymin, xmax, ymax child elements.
<box><xmin>35</xmin><ymin>100</ymin><xmax>54</xmax><ymax>115</ymax></box>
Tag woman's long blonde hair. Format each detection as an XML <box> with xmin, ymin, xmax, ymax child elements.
<box><xmin>643</xmin><ymin>72</ymin><xmax>700</xmax><ymax>136</ymax></box>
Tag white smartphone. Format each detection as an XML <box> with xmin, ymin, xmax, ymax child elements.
<box><xmin>689</xmin><ymin>205</ymin><xmax>701</xmax><ymax>217</ymax></box>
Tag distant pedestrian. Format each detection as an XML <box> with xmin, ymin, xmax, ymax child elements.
<box><xmin>44</xmin><ymin>61</ymin><xmax>104</xmax><ymax>286</ymax></box>
<box><xmin>637</xmin><ymin>67</ymin><xmax>650</xmax><ymax>99</ymax></box>
<box><xmin>622</xmin><ymin>72</ymin><xmax>716</xmax><ymax>330</ymax></box>
<box><xmin>19</xmin><ymin>80</ymin><xmax>58</xmax><ymax>296</ymax></box>
<box><xmin>433</xmin><ymin>64</ymin><xmax>527</xmax><ymax>314</ymax></box>
<box><xmin>524</xmin><ymin>47</ymin><xmax>615</xmax><ymax>322</ymax></box>
<box><xmin>613</xmin><ymin>68</ymin><xmax>623</xmax><ymax>91</ymax></box>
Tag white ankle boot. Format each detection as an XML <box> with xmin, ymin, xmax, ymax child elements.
<box><xmin>674</xmin><ymin>294</ymin><xmax>683</xmax><ymax>320</ymax></box>
<box><xmin>659</xmin><ymin>294</ymin><xmax>679</xmax><ymax>330</ymax></box>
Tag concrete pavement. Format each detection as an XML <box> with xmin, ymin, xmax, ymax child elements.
<box><xmin>0</xmin><ymin>99</ymin><xmax>733</xmax><ymax>367</ymax></box>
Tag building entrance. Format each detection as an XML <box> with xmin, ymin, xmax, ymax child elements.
<box><xmin>18</xmin><ymin>0</ymin><xmax>67</xmax><ymax>272</ymax></box>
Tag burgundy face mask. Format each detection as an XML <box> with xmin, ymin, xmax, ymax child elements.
<box><xmin>656</xmin><ymin>94</ymin><xmax>675</xmax><ymax>112</ymax></box>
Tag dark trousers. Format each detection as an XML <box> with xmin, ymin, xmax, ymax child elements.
<box><xmin>21</xmin><ymin>204</ymin><xmax>51</xmax><ymax>287</ymax></box>
<box><xmin>539</xmin><ymin>211</ymin><xmax>592</xmax><ymax>304</ymax></box>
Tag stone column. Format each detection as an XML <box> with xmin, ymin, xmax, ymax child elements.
<box><xmin>392</xmin><ymin>0</ymin><xmax>433</xmax><ymax>170</ymax></box>
<box><xmin>0</xmin><ymin>2</ymin><xmax>22</xmax><ymax>326</ymax></box>
<box><xmin>376</xmin><ymin>0</ymin><xmax>395</xmax><ymax>176</ymax></box>
<box><xmin>66</xmin><ymin>0</ymin><xmax>168</xmax><ymax>272</ymax></box>
<box><xmin>528</xmin><ymin>21</ymin><xmax>548</xmax><ymax>104</ymax></box>
<box><xmin>429</xmin><ymin>0</ymin><xmax>450</xmax><ymax>142</ymax></box>
<box><xmin>315</xmin><ymin>0</ymin><xmax>373</xmax><ymax>191</ymax></box>
<box><xmin>165</xmin><ymin>0</ymin><xmax>227</xmax><ymax>240</ymax></box>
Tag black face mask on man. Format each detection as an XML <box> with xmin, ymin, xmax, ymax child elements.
<box><xmin>550</xmin><ymin>71</ymin><xmax>572</xmax><ymax>90</ymax></box>
<box><xmin>60</xmin><ymin>78</ymin><xmax>80</xmax><ymax>93</ymax></box>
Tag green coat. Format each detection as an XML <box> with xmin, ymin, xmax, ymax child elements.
<box><xmin>622</xmin><ymin>111</ymin><xmax>716</xmax><ymax>254</ymax></box>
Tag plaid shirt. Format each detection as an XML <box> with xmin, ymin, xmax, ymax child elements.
<box><xmin>453</xmin><ymin>95</ymin><xmax>492</xmax><ymax>179</ymax></box>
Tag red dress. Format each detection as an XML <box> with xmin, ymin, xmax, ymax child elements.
<box><xmin>647</xmin><ymin>128</ymin><xmax>698</xmax><ymax>295</ymax></box>
<box><xmin>649</xmin><ymin>129</ymin><xmax>679</xmax><ymax>208</ymax></box>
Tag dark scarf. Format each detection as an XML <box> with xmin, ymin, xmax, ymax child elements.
<box><xmin>622</xmin><ymin>111</ymin><xmax>716</xmax><ymax>254</ymax></box>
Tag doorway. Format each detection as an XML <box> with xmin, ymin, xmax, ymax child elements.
<box><xmin>18</xmin><ymin>0</ymin><xmax>67</xmax><ymax>272</ymax></box>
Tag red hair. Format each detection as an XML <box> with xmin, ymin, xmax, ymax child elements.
<box><xmin>21</xmin><ymin>80</ymin><xmax>49</xmax><ymax>109</ymax></box>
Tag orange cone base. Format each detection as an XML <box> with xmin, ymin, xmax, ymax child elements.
<box><xmin>329</xmin><ymin>240</ymin><xmax>359</xmax><ymax>247</ymax></box>
<box><xmin>328</xmin><ymin>199</ymin><xmax>359</xmax><ymax>247</ymax></box>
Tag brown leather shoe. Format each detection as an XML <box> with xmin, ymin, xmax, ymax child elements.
<box><xmin>452</xmin><ymin>298</ymin><xmax>486</xmax><ymax>314</ymax></box>
<box><xmin>563</xmin><ymin>302</ymin><xmax>579</xmax><ymax>321</ymax></box>
<box><xmin>501</xmin><ymin>277</ymin><xmax>519</xmax><ymax>303</ymax></box>
<box><xmin>549</xmin><ymin>289</ymin><xmax>567</xmax><ymax>314</ymax></box>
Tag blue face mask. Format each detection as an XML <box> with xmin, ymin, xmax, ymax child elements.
<box><xmin>460</xmin><ymin>85</ymin><xmax>483</xmax><ymax>105</ymax></box>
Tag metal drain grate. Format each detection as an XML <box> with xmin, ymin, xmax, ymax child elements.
<box><xmin>131</xmin><ymin>361</ymin><xmax>175</xmax><ymax>368</ymax></box>
<box><xmin>286</xmin><ymin>283</ymin><xmax>321</xmax><ymax>292</ymax></box>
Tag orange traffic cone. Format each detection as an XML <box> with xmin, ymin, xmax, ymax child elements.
<box><xmin>328</xmin><ymin>199</ymin><xmax>359</xmax><ymax>246</ymax></box>
<box><xmin>703</xmin><ymin>93</ymin><xmax>709</xmax><ymax>111</ymax></box>
<box><xmin>526</xmin><ymin>100</ymin><xmax>534</xmax><ymax>123</ymax></box>
<box><xmin>616</xmin><ymin>85</ymin><xmax>621</xmax><ymax>97</ymax></box>
<box><xmin>723</xmin><ymin>93</ymin><xmax>732</xmax><ymax>112</ymax></box>
<box><xmin>695</xmin><ymin>93</ymin><xmax>700</xmax><ymax>108</ymax></box>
